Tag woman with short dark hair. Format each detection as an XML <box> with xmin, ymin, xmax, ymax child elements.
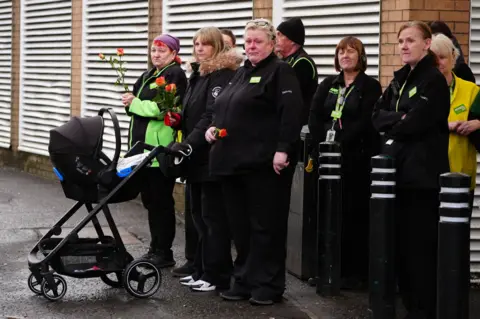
<box><xmin>309</xmin><ymin>36</ymin><xmax>382</xmax><ymax>289</ymax></box>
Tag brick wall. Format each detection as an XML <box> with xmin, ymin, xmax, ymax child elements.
<box><xmin>71</xmin><ymin>0</ymin><xmax>82</xmax><ymax>117</ymax></box>
<box><xmin>148</xmin><ymin>0</ymin><xmax>163</xmax><ymax>70</ymax></box>
<box><xmin>253</xmin><ymin>0</ymin><xmax>273</xmax><ymax>20</ymax></box>
<box><xmin>380</xmin><ymin>0</ymin><xmax>471</xmax><ymax>87</ymax></box>
<box><xmin>10</xmin><ymin>0</ymin><xmax>20</xmax><ymax>151</ymax></box>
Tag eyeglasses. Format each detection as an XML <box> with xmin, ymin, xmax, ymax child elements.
<box><xmin>246</xmin><ymin>19</ymin><xmax>272</xmax><ymax>27</ymax></box>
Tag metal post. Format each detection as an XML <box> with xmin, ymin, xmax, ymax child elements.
<box><xmin>437</xmin><ymin>173</ymin><xmax>471</xmax><ymax>319</ymax></box>
<box><xmin>315</xmin><ymin>142</ymin><xmax>342</xmax><ymax>296</ymax></box>
<box><xmin>368</xmin><ymin>155</ymin><xmax>396</xmax><ymax>319</ymax></box>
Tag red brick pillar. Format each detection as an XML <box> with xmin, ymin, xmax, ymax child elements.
<box><xmin>380</xmin><ymin>0</ymin><xmax>471</xmax><ymax>88</ymax></box>
<box><xmin>71</xmin><ymin>0</ymin><xmax>82</xmax><ymax>117</ymax></box>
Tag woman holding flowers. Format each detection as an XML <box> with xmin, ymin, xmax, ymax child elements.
<box><xmin>171</xmin><ymin>26</ymin><xmax>242</xmax><ymax>292</ymax></box>
<box><xmin>121</xmin><ymin>34</ymin><xmax>187</xmax><ymax>268</ymax></box>
<box><xmin>205</xmin><ymin>19</ymin><xmax>303</xmax><ymax>305</ymax></box>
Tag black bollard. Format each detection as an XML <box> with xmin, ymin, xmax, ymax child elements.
<box><xmin>437</xmin><ymin>173</ymin><xmax>471</xmax><ymax>319</ymax></box>
<box><xmin>368</xmin><ymin>155</ymin><xmax>396</xmax><ymax>319</ymax></box>
<box><xmin>315</xmin><ymin>141</ymin><xmax>342</xmax><ymax>296</ymax></box>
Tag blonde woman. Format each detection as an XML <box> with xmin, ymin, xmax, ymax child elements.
<box><xmin>431</xmin><ymin>33</ymin><xmax>480</xmax><ymax>199</ymax></box>
<box><xmin>171</xmin><ymin>26</ymin><xmax>242</xmax><ymax>292</ymax></box>
<box><xmin>206</xmin><ymin>19</ymin><xmax>303</xmax><ymax>305</ymax></box>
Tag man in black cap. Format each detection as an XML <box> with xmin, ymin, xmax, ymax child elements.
<box><xmin>276</xmin><ymin>17</ymin><xmax>318</xmax><ymax>125</ymax></box>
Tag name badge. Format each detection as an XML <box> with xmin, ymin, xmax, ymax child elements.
<box><xmin>454</xmin><ymin>104</ymin><xmax>467</xmax><ymax>114</ymax></box>
<box><xmin>409</xmin><ymin>86</ymin><xmax>417</xmax><ymax>98</ymax></box>
<box><xmin>330</xmin><ymin>110</ymin><xmax>342</xmax><ymax>119</ymax></box>
<box><xmin>250</xmin><ymin>76</ymin><xmax>261</xmax><ymax>83</ymax></box>
<box><xmin>150</xmin><ymin>82</ymin><xmax>158</xmax><ymax>89</ymax></box>
<box><xmin>326</xmin><ymin>129</ymin><xmax>336</xmax><ymax>142</ymax></box>
<box><xmin>329</xmin><ymin>88</ymin><xmax>339</xmax><ymax>94</ymax></box>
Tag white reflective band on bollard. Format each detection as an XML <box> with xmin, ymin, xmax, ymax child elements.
<box><xmin>440</xmin><ymin>202</ymin><xmax>470</xmax><ymax>209</ymax></box>
<box><xmin>319</xmin><ymin>164</ymin><xmax>341</xmax><ymax>168</ymax></box>
<box><xmin>371</xmin><ymin>181</ymin><xmax>396</xmax><ymax>186</ymax></box>
<box><xmin>319</xmin><ymin>175</ymin><xmax>341</xmax><ymax>179</ymax></box>
<box><xmin>371</xmin><ymin>193</ymin><xmax>396</xmax><ymax>199</ymax></box>
<box><xmin>440</xmin><ymin>187</ymin><xmax>470</xmax><ymax>194</ymax></box>
<box><xmin>319</xmin><ymin>152</ymin><xmax>341</xmax><ymax>157</ymax></box>
<box><xmin>439</xmin><ymin>216</ymin><xmax>469</xmax><ymax>223</ymax></box>
<box><xmin>371</xmin><ymin>168</ymin><xmax>396</xmax><ymax>173</ymax></box>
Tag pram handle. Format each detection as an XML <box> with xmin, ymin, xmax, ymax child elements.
<box><xmin>97</xmin><ymin>108</ymin><xmax>121</xmax><ymax>168</ymax></box>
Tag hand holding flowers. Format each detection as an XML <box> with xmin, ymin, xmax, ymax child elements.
<box><xmin>153</xmin><ymin>76</ymin><xmax>182</xmax><ymax>127</ymax></box>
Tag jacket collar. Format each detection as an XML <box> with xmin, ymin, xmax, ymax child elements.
<box><xmin>188</xmin><ymin>49</ymin><xmax>242</xmax><ymax>76</ymax></box>
<box><xmin>284</xmin><ymin>47</ymin><xmax>305</xmax><ymax>65</ymax></box>
<box><xmin>244</xmin><ymin>52</ymin><xmax>277</xmax><ymax>70</ymax></box>
<box><xmin>393</xmin><ymin>52</ymin><xmax>437</xmax><ymax>84</ymax></box>
<box><xmin>332</xmin><ymin>70</ymin><xmax>368</xmax><ymax>89</ymax></box>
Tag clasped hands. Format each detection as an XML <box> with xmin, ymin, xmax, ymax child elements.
<box><xmin>449</xmin><ymin>120</ymin><xmax>480</xmax><ymax>136</ymax></box>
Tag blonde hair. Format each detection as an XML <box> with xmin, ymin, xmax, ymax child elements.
<box><xmin>244</xmin><ymin>18</ymin><xmax>276</xmax><ymax>41</ymax></box>
<box><xmin>431</xmin><ymin>33</ymin><xmax>460</xmax><ymax>64</ymax></box>
<box><xmin>192</xmin><ymin>27</ymin><xmax>225</xmax><ymax>61</ymax></box>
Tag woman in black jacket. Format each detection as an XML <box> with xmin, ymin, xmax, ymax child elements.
<box><xmin>309</xmin><ymin>36</ymin><xmax>382</xmax><ymax>289</ymax></box>
<box><xmin>122</xmin><ymin>34</ymin><xmax>187</xmax><ymax>268</ymax></box>
<box><xmin>372</xmin><ymin>21</ymin><xmax>450</xmax><ymax>319</ymax></box>
<box><xmin>172</xmin><ymin>26</ymin><xmax>241</xmax><ymax>292</ymax></box>
<box><xmin>206</xmin><ymin>19</ymin><xmax>303</xmax><ymax>305</ymax></box>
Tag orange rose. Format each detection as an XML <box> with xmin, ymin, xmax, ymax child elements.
<box><xmin>218</xmin><ymin>129</ymin><xmax>227</xmax><ymax>138</ymax></box>
<box><xmin>165</xmin><ymin>83</ymin><xmax>176</xmax><ymax>93</ymax></box>
<box><xmin>98</xmin><ymin>53</ymin><xmax>105</xmax><ymax>60</ymax></box>
<box><xmin>117</xmin><ymin>48</ymin><xmax>124</xmax><ymax>56</ymax></box>
<box><xmin>156</xmin><ymin>76</ymin><xmax>166</xmax><ymax>86</ymax></box>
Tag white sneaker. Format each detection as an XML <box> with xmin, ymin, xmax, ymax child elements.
<box><xmin>190</xmin><ymin>280</ymin><xmax>216</xmax><ymax>292</ymax></box>
<box><xmin>179</xmin><ymin>275</ymin><xmax>193</xmax><ymax>283</ymax></box>
<box><xmin>181</xmin><ymin>278</ymin><xmax>202</xmax><ymax>287</ymax></box>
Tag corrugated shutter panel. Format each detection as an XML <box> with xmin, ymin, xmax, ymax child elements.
<box><xmin>82</xmin><ymin>0</ymin><xmax>149</xmax><ymax>157</ymax></box>
<box><xmin>19</xmin><ymin>0</ymin><xmax>72</xmax><ymax>156</ymax></box>
<box><xmin>470</xmin><ymin>1</ymin><xmax>480</xmax><ymax>278</ymax></box>
<box><xmin>273</xmin><ymin>0</ymin><xmax>380</xmax><ymax>82</ymax></box>
<box><xmin>0</xmin><ymin>0</ymin><xmax>11</xmax><ymax>149</ymax></box>
<box><xmin>163</xmin><ymin>0</ymin><xmax>253</xmax><ymax>65</ymax></box>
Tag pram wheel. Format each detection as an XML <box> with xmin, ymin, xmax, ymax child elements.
<box><xmin>41</xmin><ymin>274</ymin><xmax>67</xmax><ymax>301</ymax></box>
<box><xmin>123</xmin><ymin>259</ymin><xmax>162</xmax><ymax>298</ymax></box>
<box><xmin>27</xmin><ymin>273</ymin><xmax>43</xmax><ymax>295</ymax></box>
<box><xmin>101</xmin><ymin>272</ymin><xmax>123</xmax><ymax>288</ymax></box>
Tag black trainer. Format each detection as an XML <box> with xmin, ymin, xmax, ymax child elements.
<box><xmin>220</xmin><ymin>288</ymin><xmax>250</xmax><ymax>301</ymax></box>
<box><xmin>142</xmin><ymin>250</ymin><xmax>175</xmax><ymax>268</ymax></box>
<box><xmin>171</xmin><ymin>261</ymin><xmax>195</xmax><ymax>277</ymax></box>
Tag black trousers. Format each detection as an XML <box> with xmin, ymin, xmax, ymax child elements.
<box><xmin>140</xmin><ymin>168</ymin><xmax>176</xmax><ymax>255</ymax></box>
<box><xmin>189</xmin><ymin>181</ymin><xmax>232</xmax><ymax>288</ymax></box>
<box><xmin>183</xmin><ymin>183</ymin><xmax>198</xmax><ymax>263</ymax></box>
<box><xmin>221</xmin><ymin>166</ymin><xmax>294</xmax><ymax>300</ymax></box>
<box><xmin>395</xmin><ymin>188</ymin><xmax>439</xmax><ymax>319</ymax></box>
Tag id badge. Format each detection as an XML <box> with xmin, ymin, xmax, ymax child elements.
<box><xmin>326</xmin><ymin>129</ymin><xmax>336</xmax><ymax>142</ymax></box>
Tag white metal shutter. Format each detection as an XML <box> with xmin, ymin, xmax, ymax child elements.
<box><xmin>0</xmin><ymin>1</ymin><xmax>11</xmax><ymax>149</ymax></box>
<box><xmin>19</xmin><ymin>0</ymin><xmax>72</xmax><ymax>156</ymax></box>
<box><xmin>469</xmin><ymin>1</ymin><xmax>480</xmax><ymax>277</ymax></box>
<box><xmin>273</xmin><ymin>0</ymin><xmax>380</xmax><ymax>82</ymax></box>
<box><xmin>163</xmin><ymin>0</ymin><xmax>253</xmax><ymax>66</ymax></box>
<box><xmin>82</xmin><ymin>0</ymin><xmax>149</xmax><ymax>157</ymax></box>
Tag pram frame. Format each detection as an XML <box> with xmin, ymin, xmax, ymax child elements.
<box><xmin>28</xmin><ymin>107</ymin><xmax>179</xmax><ymax>300</ymax></box>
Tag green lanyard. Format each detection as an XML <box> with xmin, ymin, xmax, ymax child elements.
<box><xmin>395</xmin><ymin>81</ymin><xmax>407</xmax><ymax>112</ymax></box>
<box><xmin>137</xmin><ymin>62</ymin><xmax>175</xmax><ymax>97</ymax></box>
<box><xmin>449</xmin><ymin>75</ymin><xmax>455</xmax><ymax>104</ymax></box>
<box><xmin>331</xmin><ymin>85</ymin><xmax>355</xmax><ymax>120</ymax></box>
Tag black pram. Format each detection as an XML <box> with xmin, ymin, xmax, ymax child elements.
<box><xmin>27</xmin><ymin>108</ymin><xmax>190</xmax><ymax>301</ymax></box>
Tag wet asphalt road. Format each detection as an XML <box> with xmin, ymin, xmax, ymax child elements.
<box><xmin>2</xmin><ymin>167</ymin><xmax>480</xmax><ymax>319</ymax></box>
<box><xmin>0</xmin><ymin>167</ymin><xmax>311</xmax><ymax>319</ymax></box>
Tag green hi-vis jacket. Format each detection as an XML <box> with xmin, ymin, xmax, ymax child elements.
<box><xmin>126</xmin><ymin>62</ymin><xmax>187</xmax><ymax>167</ymax></box>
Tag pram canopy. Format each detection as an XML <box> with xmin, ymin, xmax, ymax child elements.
<box><xmin>49</xmin><ymin>116</ymin><xmax>103</xmax><ymax>156</ymax></box>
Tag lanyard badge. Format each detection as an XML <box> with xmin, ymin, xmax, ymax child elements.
<box><xmin>327</xmin><ymin>85</ymin><xmax>354</xmax><ymax>142</ymax></box>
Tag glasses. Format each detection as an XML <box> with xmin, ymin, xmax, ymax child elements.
<box><xmin>246</xmin><ymin>19</ymin><xmax>272</xmax><ymax>27</ymax></box>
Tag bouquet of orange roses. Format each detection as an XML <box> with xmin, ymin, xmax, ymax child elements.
<box><xmin>99</xmin><ymin>48</ymin><xmax>130</xmax><ymax>92</ymax></box>
<box><xmin>153</xmin><ymin>76</ymin><xmax>182</xmax><ymax>126</ymax></box>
